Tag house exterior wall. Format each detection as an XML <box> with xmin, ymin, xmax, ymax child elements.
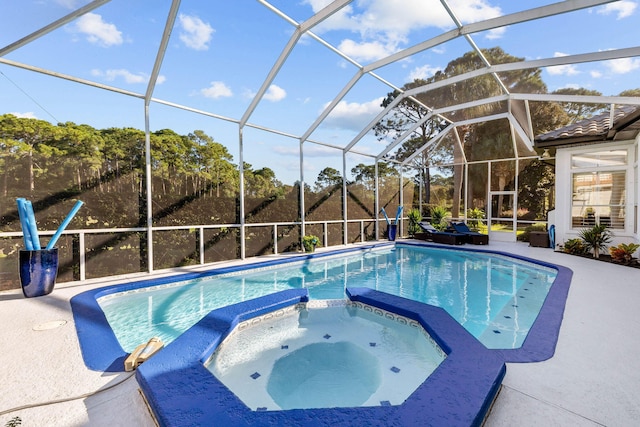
<box><xmin>554</xmin><ymin>138</ymin><xmax>639</xmax><ymax>248</ymax></box>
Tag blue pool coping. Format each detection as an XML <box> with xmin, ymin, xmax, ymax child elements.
<box><xmin>71</xmin><ymin>241</ymin><xmax>572</xmax><ymax>371</ymax></box>
<box><xmin>135</xmin><ymin>288</ymin><xmax>507</xmax><ymax>427</ymax></box>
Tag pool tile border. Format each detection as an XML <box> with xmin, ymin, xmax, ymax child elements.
<box><xmin>135</xmin><ymin>288</ymin><xmax>506</xmax><ymax>427</ymax></box>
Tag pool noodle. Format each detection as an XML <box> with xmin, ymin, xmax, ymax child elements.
<box><xmin>46</xmin><ymin>200</ymin><xmax>83</xmax><ymax>250</ymax></box>
<box><xmin>16</xmin><ymin>198</ymin><xmax>34</xmax><ymax>251</ymax></box>
<box><xmin>380</xmin><ymin>207</ymin><xmax>390</xmax><ymax>225</ymax></box>
<box><xmin>394</xmin><ymin>206</ymin><xmax>403</xmax><ymax>225</ymax></box>
<box><xmin>24</xmin><ymin>200</ymin><xmax>41</xmax><ymax>250</ymax></box>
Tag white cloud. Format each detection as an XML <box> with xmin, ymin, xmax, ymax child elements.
<box><xmin>311</xmin><ymin>0</ymin><xmax>500</xmax><ymax>33</ymax></box>
<box><xmin>547</xmin><ymin>52</ymin><xmax>580</xmax><ymax>76</ymax></box>
<box><xmin>264</xmin><ymin>84</ymin><xmax>287</xmax><ymax>102</ymax></box>
<box><xmin>302</xmin><ymin>144</ymin><xmax>339</xmax><ymax>158</ymax></box>
<box><xmin>242</xmin><ymin>88</ymin><xmax>257</xmax><ymax>99</ymax></box>
<box><xmin>273</xmin><ymin>143</ymin><xmax>335</xmax><ymax>158</ymax></box>
<box><xmin>408</xmin><ymin>64</ymin><xmax>441</xmax><ymax>81</ymax></box>
<box><xmin>590</xmin><ymin>70</ymin><xmax>603</xmax><ymax>78</ymax></box>
<box><xmin>547</xmin><ymin>64</ymin><xmax>579</xmax><ymax>76</ymax></box>
<box><xmin>74</xmin><ymin>13</ymin><xmax>123</xmax><ymax>47</ymax></box>
<box><xmin>179</xmin><ymin>14</ymin><xmax>214</xmax><ymax>51</ymax></box>
<box><xmin>597</xmin><ymin>1</ymin><xmax>637</xmax><ymax>19</ymax></box>
<box><xmin>201</xmin><ymin>81</ymin><xmax>233</xmax><ymax>99</ymax></box>
<box><xmin>322</xmin><ymin>98</ymin><xmax>384</xmax><ymax>131</ymax></box>
<box><xmin>56</xmin><ymin>0</ymin><xmax>80</xmax><ymax>8</ymax></box>
<box><xmin>306</xmin><ymin>0</ymin><xmax>502</xmax><ymax>62</ymax></box>
<box><xmin>484</xmin><ymin>27</ymin><xmax>506</xmax><ymax>40</ymax></box>
<box><xmin>446</xmin><ymin>0</ymin><xmax>502</xmax><ymax>24</ymax></box>
<box><xmin>272</xmin><ymin>145</ymin><xmax>299</xmax><ymax>156</ymax></box>
<box><xmin>604</xmin><ymin>57</ymin><xmax>640</xmax><ymax>74</ymax></box>
<box><xmin>9</xmin><ymin>111</ymin><xmax>37</xmax><ymax>119</ymax></box>
<box><xmin>242</xmin><ymin>84</ymin><xmax>287</xmax><ymax>102</ymax></box>
<box><xmin>337</xmin><ymin>39</ymin><xmax>398</xmax><ymax>62</ymax></box>
<box><xmin>91</xmin><ymin>69</ymin><xmax>164</xmax><ymax>84</ymax></box>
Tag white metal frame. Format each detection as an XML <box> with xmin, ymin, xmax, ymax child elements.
<box><xmin>1</xmin><ymin>0</ymin><xmax>640</xmax><ymax>274</ymax></box>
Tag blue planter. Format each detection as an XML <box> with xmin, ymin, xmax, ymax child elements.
<box><xmin>387</xmin><ymin>224</ymin><xmax>397</xmax><ymax>241</ymax></box>
<box><xmin>20</xmin><ymin>248</ymin><xmax>59</xmax><ymax>298</ymax></box>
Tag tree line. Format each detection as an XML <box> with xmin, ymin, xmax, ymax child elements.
<box><xmin>0</xmin><ymin>116</ymin><xmax>295</xmax><ymax>199</ymax></box>
<box><xmin>0</xmin><ymin>118</ymin><xmax>406</xmax><ymax>208</ymax></box>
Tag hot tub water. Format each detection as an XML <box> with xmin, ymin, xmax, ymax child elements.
<box><xmin>206</xmin><ymin>300</ymin><xmax>446</xmax><ymax>410</ymax></box>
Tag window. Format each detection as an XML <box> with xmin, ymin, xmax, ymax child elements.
<box><xmin>571</xmin><ymin>150</ymin><xmax>627</xmax><ymax>168</ymax></box>
<box><xmin>571</xmin><ymin>149</ymin><xmax>628</xmax><ymax>230</ymax></box>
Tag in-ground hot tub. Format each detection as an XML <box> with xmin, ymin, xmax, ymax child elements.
<box><xmin>206</xmin><ymin>300</ymin><xmax>446</xmax><ymax>410</ymax></box>
<box><xmin>135</xmin><ymin>288</ymin><xmax>507</xmax><ymax>427</ymax></box>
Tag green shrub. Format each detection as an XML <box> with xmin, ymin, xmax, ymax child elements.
<box><xmin>407</xmin><ymin>208</ymin><xmax>422</xmax><ymax>237</ymax></box>
<box><xmin>466</xmin><ymin>207</ymin><xmax>485</xmax><ymax>231</ymax></box>
<box><xmin>609</xmin><ymin>243</ymin><xmax>640</xmax><ymax>265</ymax></box>
<box><xmin>559</xmin><ymin>238</ymin><xmax>588</xmax><ymax>255</ymax></box>
<box><xmin>430</xmin><ymin>205</ymin><xmax>449</xmax><ymax>231</ymax></box>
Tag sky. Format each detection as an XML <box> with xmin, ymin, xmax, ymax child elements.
<box><xmin>1</xmin><ymin>0</ymin><xmax>639</xmax><ymax>184</ymax></box>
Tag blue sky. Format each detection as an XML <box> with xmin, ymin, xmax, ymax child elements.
<box><xmin>1</xmin><ymin>0</ymin><xmax>639</xmax><ymax>184</ymax></box>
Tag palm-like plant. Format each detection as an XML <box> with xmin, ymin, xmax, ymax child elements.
<box><xmin>407</xmin><ymin>208</ymin><xmax>422</xmax><ymax>237</ymax></box>
<box><xmin>466</xmin><ymin>207</ymin><xmax>485</xmax><ymax>231</ymax></box>
<box><xmin>579</xmin><ymin>224</ymin><xmax>612</xmax><ymax>259</ymax></box>
<box><xmin>430</xmin><ymin>205</ymin><xmax>448</xmax><ymax>231</ymax></box>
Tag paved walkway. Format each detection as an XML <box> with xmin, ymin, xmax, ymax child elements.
<box><xmin>1</xmin><ymin>241</ymin><xmax>638</xmax><ymax>426</ymax></box>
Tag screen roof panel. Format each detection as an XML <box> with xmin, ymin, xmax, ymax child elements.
<box><xmin>0</xmin><ymin>0</ymin><xmax>638</xmax><ymax>173</ymax></box>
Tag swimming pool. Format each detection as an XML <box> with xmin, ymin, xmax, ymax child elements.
<box><xmin>98</xmin><ymin>243</ymin><xmax>556</xmax><ymax>350</ymax></box>
<box><xmin>72</xmin><ymin>242</ymin><xmax>572</xmax><ymax>371</ymax></box>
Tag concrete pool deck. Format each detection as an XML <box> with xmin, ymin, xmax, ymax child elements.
<box><xmin>1</xmin><ymin>241</ymin><xmax>639</xmax><ymax>426</ymax></box>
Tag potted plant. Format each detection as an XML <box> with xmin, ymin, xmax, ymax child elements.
<box><xmin>578</xmin><ymin>224</ymin><xmax>612</xmax><ymax>259</ymax></box>
<box><xmin>302</xmin><ymin>235</ymin><xmax>320</xmax><ymax>253</ymax></box>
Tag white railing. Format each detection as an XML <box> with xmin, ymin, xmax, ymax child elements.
<box><xmin>1</xmin><ymin>218</ymin><xmax>383</xmax><ymax>282</ymax></box>
<box><xmin>3</xmin><ymin>217</ymin><xmax>548</xmax><ymax>283</ymax></box>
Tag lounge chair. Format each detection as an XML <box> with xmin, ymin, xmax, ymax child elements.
<box><xmin>415</xmin><ymin>222</ymin><xmax>466</xmax><ymax>245</ymax></box>
<box><xmin>449</xmin><ymin>221</ymin><xmax>489</xmax><ymax>245</ymax></box>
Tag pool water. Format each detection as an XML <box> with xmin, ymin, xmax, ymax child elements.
<box><xmin>205</xmin><ymin>300</ymin><xmax>446</xmax><ymax>410</ymax></box>
<box><xmin>98</xmin><ymin>245</ymin><xmax>557</xmax><ymax>352</ymax></box>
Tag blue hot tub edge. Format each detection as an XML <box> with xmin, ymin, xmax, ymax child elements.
<box><xmin>135</xmin><ymin>287</ymin><xmax>506</xmax><ymax>427</ymax></box>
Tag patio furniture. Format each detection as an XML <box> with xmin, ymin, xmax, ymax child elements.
<box><xmin>529</xmin><ymin>231</ymin><xmax>550</xmax><ymax>248</ymax></box>
<box><xmin>415</xmin><ymin>222</ymin><xmax>466</xmax><ymax>245</ymax></box>
<box><xmin>450</xmin><ymin>222</ymin><xmax>489</xmax><ymax>245</ymax></box>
